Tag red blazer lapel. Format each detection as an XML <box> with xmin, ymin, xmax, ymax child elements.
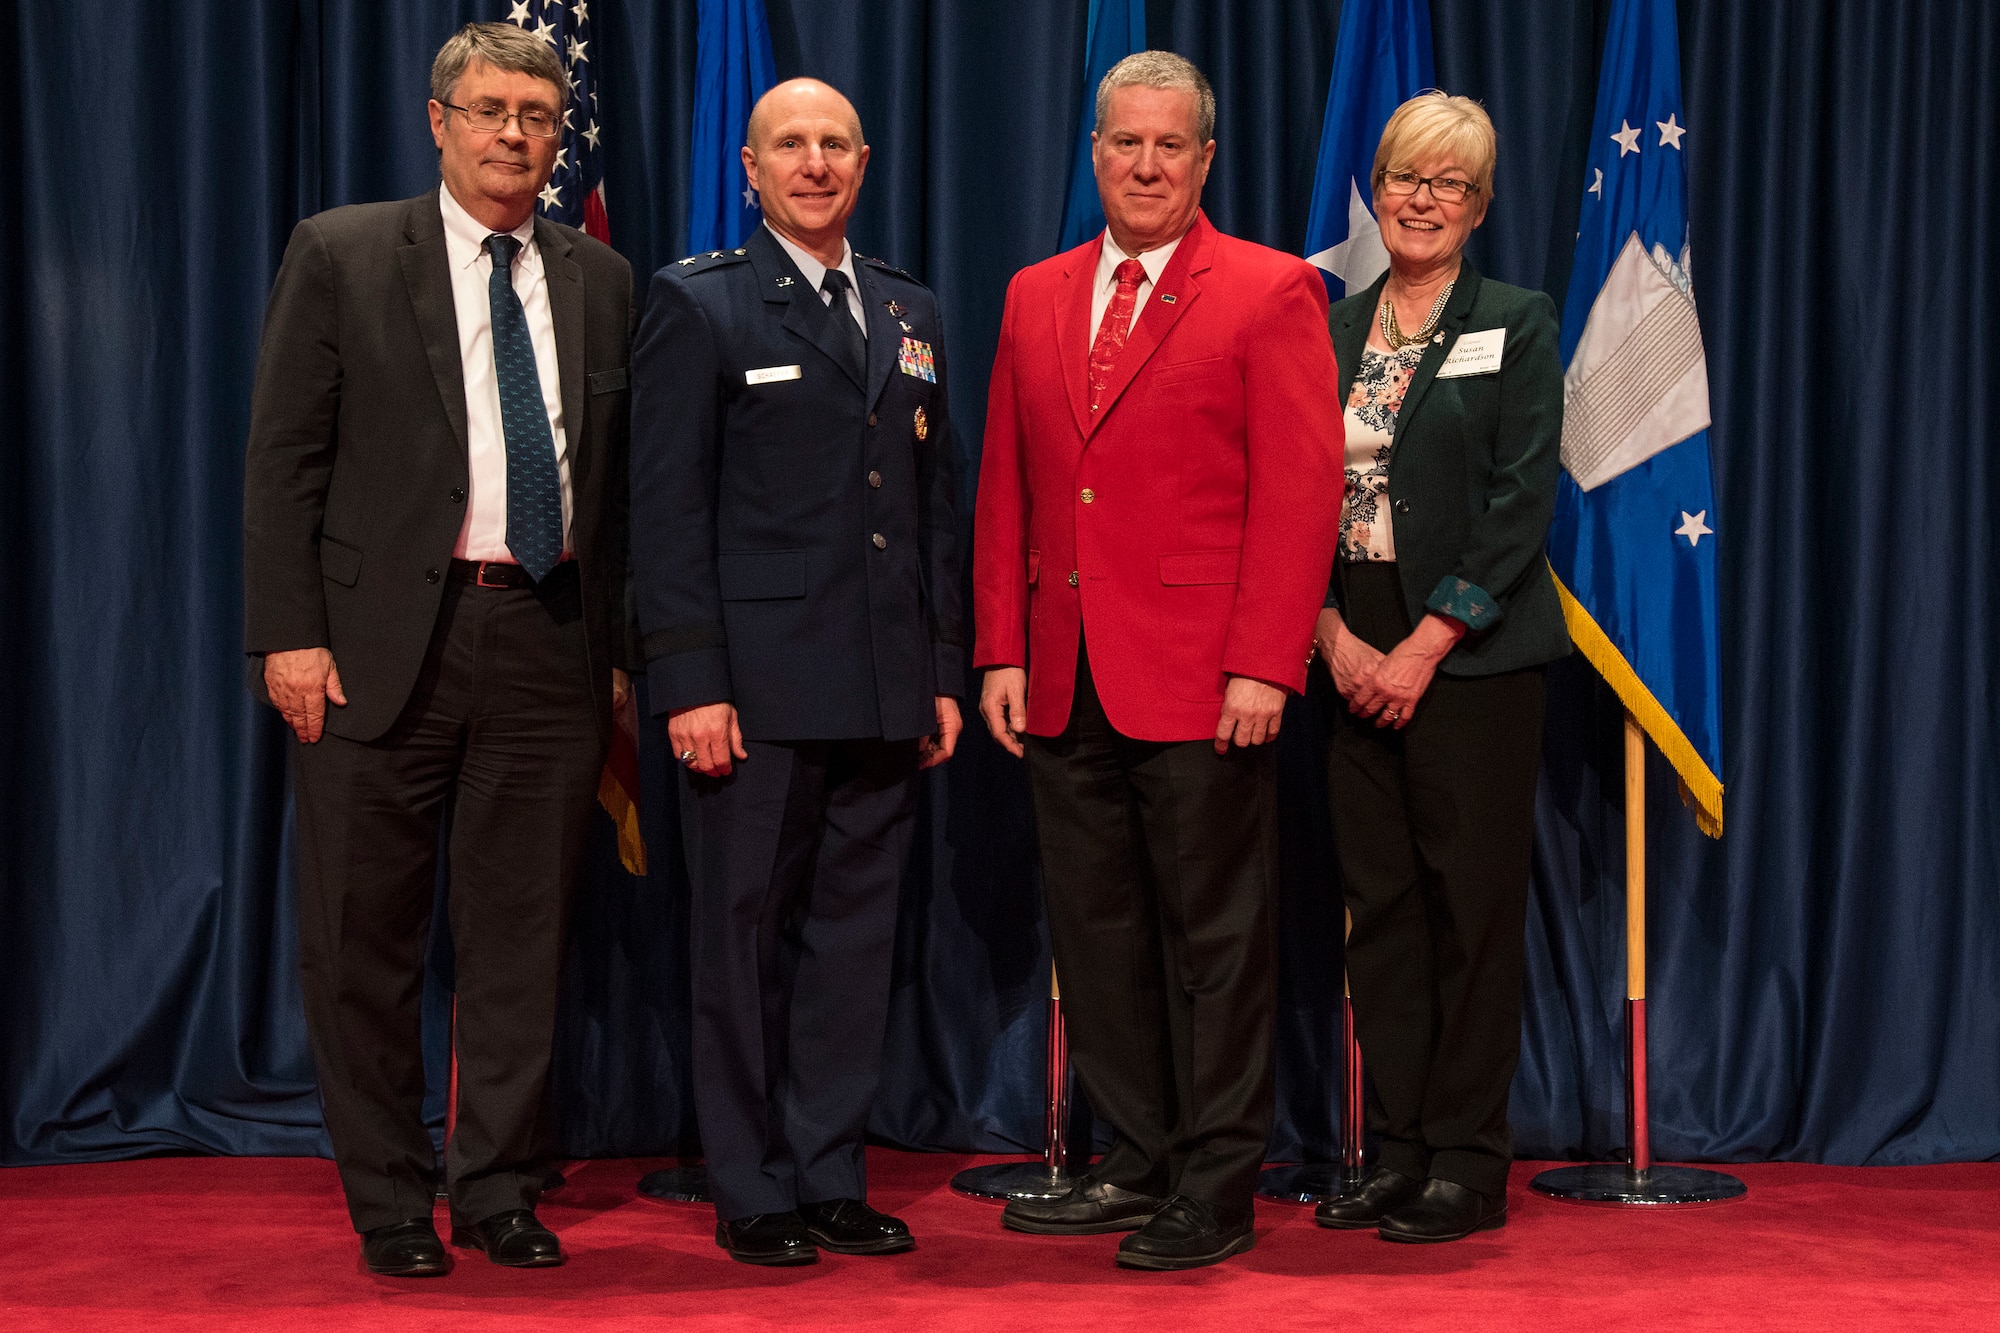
<box><xmin>1086</xmin><ymin>212</ymin><xmax>1215</xmax><ymax>439</ymax></box>
<box><xmin>1054</xmin><ymin>237</ymin><xmax>1100</xmax><ymax>439</ymax></box>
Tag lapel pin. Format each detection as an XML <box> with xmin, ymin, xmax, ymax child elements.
<box><xmin>899</xmin><ymin>320</ymin><xmax>913</xmax><ymax>332</ymax></box>
<box><xmin>1159</xmin><ymin>293</ymin><xmax>1177</xmax><ymax>304</ymax></box>
<box><xmin>884</xmin><ymin>300</ymin><xmax>907</xmax><ymax>318</ymax></box>
<box><xmin>775</xmin><ymin>275</ymin><xmax>794</xmax><ymax>287</ymax></box>
<box><xmin>914</xmin><ymin>406</ymin><xmax>928</xmax><ymax>441</ymax></box>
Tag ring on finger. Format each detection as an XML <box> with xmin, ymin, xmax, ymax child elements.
<box><xmin>679</xmin><ymin>749</ymin><xmax>697</xmax><ymax>764</ymax></box>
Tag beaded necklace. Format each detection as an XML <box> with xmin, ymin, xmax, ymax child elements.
<box><xmin>1378</xmin><ymin>279</ymin><xmax>1455</xmax><ymax>351</ymax></box>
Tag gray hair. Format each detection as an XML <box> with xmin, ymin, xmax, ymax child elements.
<box><xmin>1094</xmin><ymin>50</ymin><xmax>1216</xmax><ymax>145</ymax></box>
<box><xmin>430</xmin><ymin>22</ymin><xmax>568</xmax><ymax>111</ymax></box>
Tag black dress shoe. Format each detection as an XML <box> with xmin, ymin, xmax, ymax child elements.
<box><xmin>798</xmin><ymin>1198</ymin><xmax>915</xmax><ymax>1255</ymax></box>
<box><xmin>1002</xmin><ymin>1178</ymin><xmax>1166</xmax><ymax>1235</ymax></box>
<box><xmin>450</xmin><ymin>1209</ymin><xmax>565</xmax><ymax>1266</ymax></box>
<box><xmin>361</xmin><ymin>1218</ymin><xmax>450</xmax><ymax>1277</ymax></box>
<box><xmin>716</xmin><ymin>1211</ymin><xmax>819</xmax><ymax>1266</ymax></box>
<box><xmin>1114</xmin><ymin>1195</ymin><xmax>1255</xmax><ymax>1271</ymax></box>
<box><xmin>1377</xmin><ymin>1178</ymin><xmax>1507</xmax><ymax>1243</ymax></box>
<box><xmin>1313</xmin><ymin>1166</ymin><xmax>1424</xmax><ymax>1230</ymax></box>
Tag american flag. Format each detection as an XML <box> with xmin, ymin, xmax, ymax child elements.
<box><xmin>510</xmin><ymin>0</ymin><xmax>609</xmax><ymax>244</ymax></box>
<box><xmin>507</xmin><ymin>0</ymin><xmax>644</xmax><ymax>875</ymax></box>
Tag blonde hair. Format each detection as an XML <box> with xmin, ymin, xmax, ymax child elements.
<box><xmin>1371</xmin><ymin>91</ymin><xmax>1497</xmax><ymax>201</ymax></box>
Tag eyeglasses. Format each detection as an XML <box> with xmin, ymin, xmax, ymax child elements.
<box><xmin>1382</xmin><ymin>171</ymin><xmax>1479</xmax><ymax>204</ymax></box>
<box><xmin>441</xmin><ymin>102</ymin><xmax>560</xmax><ymax>139</ymax></box>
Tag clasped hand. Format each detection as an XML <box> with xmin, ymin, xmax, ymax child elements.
<box><xmin>1316</xmin><ymin>608</ymin><xmax>1465</xmax><ymax>729</ymax></box>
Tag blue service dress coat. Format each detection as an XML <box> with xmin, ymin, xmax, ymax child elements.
<box><xmin>628</xmin><ymin>225</ymin><xmax>964</xmax><ymax>741</ymax></box>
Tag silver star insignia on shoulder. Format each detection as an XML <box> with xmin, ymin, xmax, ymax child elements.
<box><xmin>676</xmin><ymin>257</ymin><xmax>696</xmax><ymax>265</ymax></box>
<box><xmin>775</xmin><ymin>275</ymin><xmax>794</xmax><ymax>287</ymax></box>
<box><xmin>734</xmin><ymin>248</ymin><xmax>746</xmax><ymax>255</ymax></box>
<box><xmin>707</xmin><ymin>251</ymin><xmax>723</xmax><ymax>258</ymax></box>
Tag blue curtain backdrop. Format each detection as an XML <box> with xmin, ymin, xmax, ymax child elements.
<box><xmin>4</xmin><ymin>0</ymin><xmax>1996</xmax><ymax>1167</ymax></box>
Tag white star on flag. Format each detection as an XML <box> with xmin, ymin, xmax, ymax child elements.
<box><xmin>571</xmin><ymin>0</ymin><xmax>589</xmax><ymax>19</ymax></box>
<box><xmin>1657</xmin><ymin>113</ymin><xmax>1686</xmax><ymax>148</ymax></box>
<box><xmin>1676</xmin><ymin>510</ymin><xmax>1712</xmax><ymax>546</ymax></box>
<box><xmin>1611</xmin><ymin>120</ymin><xmax>1642</xmax><ymax>156</ymax></box>
<box><xmin>567</xmin><ymin>35</ymin><xmax>588</xmax><ymax>64</ymax></box>
<box><xmin>508</xmin><ymin>0</ymin><xmax>530</xmax><ymax>24</ymax></box>
<box><xmin>539</xmin><ymin>181</ymin><xmax>562</xmax><ymax>209</ymax></box>
<box><xmin>532</xmin><ymin>18</ymin><xmax>555</xmax><ymax>44</ymax></box>
<box><xmin>1588</xmin><ymin>168</ymin><xmax>1604</xmax><ymax>199</ymax></box>
<box><xmin>743</xmin><ymin>185</ymin><xmax>758</xmax><ymax>209</ymax></box>
<box><xmin>554</xmin><ymin>147</ymin><xmax>569</xmax><ymax>170</ymax></box>
<box><xmin>583</xmin><ymin>122</ymin><xmax>600</xmax><ymax>149</ymax></box>
<box><xmin>1307</xmin><ymin>179</ymin><xmax>1391</xmax><ymax>296</ymax></box>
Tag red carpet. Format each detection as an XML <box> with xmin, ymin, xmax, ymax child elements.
<box><xmin>3</xmin><ymin>1152</ymin><xmax>1994</xmax><ymax>1332</ymax></box>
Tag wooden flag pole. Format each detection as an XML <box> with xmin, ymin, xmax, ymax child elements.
<box><xmin>1260</xmin><ymin>908</ymin><xmax>1370</xmax><ymax>1204</ymax></box>
<box><xmin>952</xmin><ymin>961</ymin><xmax>1078</xmax><ymax>1202</ymax></box>
<box><xmin>1532</xmin><ymin>709</ymin><xmax>1743</xmax><ymax>1206</ymax></box>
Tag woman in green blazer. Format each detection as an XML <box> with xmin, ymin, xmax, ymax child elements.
<box><xmin>1309</xmin><ymin>92</ymin><xmax>1569</xmax><ymax>1244</ymax></box>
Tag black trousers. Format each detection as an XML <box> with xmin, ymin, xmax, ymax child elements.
<box><xmin>1024</xmin><ymin>642</ymin><xmax>1279</xmax><ymax>1213</ymax></box>
<box><xmin>1325</xmin><ymin>561</ymin><xmax>1546</xmax><ymax>1199</ymax></box>
<box><xmin>680</xmin><ymin>736</ymin><xmax>921</xmax><ymax>1221</ymax></box>
<box><xmin>290</xmin><ymin>567</ymin><xmax>603</xmax><ymax>1234</ymax></box>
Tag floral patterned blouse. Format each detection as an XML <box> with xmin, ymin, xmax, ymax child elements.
<box><xmin>1339</xmin><ymin>341</ymin><xmax>1428</xmax><ymax>562</ymax></box>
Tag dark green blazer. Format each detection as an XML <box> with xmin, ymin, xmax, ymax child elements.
<box><xmin>1328</xmin><ymin>259</ymin><xmax>1571</xmax><ymax>676</ymax></box>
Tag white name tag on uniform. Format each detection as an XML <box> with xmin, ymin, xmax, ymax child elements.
<box><xmin>745</xmin><ymin>364</ymin><xmax>802</xmax><ymax>385</ymax></box>
<box><xmin>1435</xmin><ymin>328</ymin><xmax>1505</xmax><ymax>379</ymax></box>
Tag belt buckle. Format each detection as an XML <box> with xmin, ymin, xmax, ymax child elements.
<box><xmin>475</xmin><ymin>561</ymin><xmax>514</xmax><ymax>589</ymax></box>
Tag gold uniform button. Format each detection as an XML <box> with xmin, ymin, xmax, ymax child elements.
<box><xmin>868</xmin><ymin>470</ymin><xmax>883</xmax><ymax>488</ymax></box>
<box><xmin>1080</xmin><ymin>488</ymin><xmax>1095</xmax><ymax>503</ymax></box>
<box><xmin>1068</xmin><ymin>571</ymin><xmax>1080</xmax><ymax>587</ymax></box>
<box><xmin>872</xmin><ymin>533</ymin><xmax>888</xmax><ymax>550</ymax></box>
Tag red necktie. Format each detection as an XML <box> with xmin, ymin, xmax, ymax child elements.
<box><xmin>1088</xmin><ymin>258</ymin><xmax>1147</xmax><ymax>412</ymax></box>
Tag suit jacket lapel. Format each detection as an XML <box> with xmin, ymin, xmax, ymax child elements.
<box><xmin>1333</xmin><ymin>270</ymin><xmax>1388</xmax><ymax>404</ymax></box>
<box><xmin>398</xmin><ymin>188</ymin><xmax>469</xmax><ymax>461</ymax></box>
<box><xmin>753</xmin><ymin>228</ymin><xmax>864</xmax><ymax>390</ymax></box>
<box><xmin>856</xmin><ymin>261</ymin><xmax>899</xmax><ymax>409</ymax></box>
<box><xmin>536</xmin><ymin>215</ymin><xmax>587</xmax><ymax>481</ymax></box>
<box><xmin>1392</xmin><ymin>259</ymin><xmax>1486</xmax><ymax>445</ymax></box>
<box><xmin>1054</xmin><ymin>238</ymin><xmax>1100</xmax><ymax>438</ymax></box>
<box><xmin>1086</xmin><ymin>212</ymin><xmax>1212</xmax><ymax>439</ymax></box>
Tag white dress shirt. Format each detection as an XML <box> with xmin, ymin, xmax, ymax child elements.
<box><xmin>766</xmin><ymin>223</ymin><xmax>867</xmax><ymax>337</ymax></box>
<box><xmin>1090</xmin><ymin>230</ymin><xmax>1183</xmax><ymax>341</ymax></box>
<box><xmin>440</xmin><ymin>183</ymin><xmax>573</xmax><ymax>563</ymax></box>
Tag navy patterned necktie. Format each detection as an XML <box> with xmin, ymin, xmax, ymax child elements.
<box><xmin>819</xmin><ymin>268</ymin><xmax>867</xmax><ymax>380</ymax></box>
<box><xmin>484</xmin><ymin>233</ymin><xmax>563</xmax><ymax>582</ymax></box>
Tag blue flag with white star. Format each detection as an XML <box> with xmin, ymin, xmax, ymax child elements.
<box><xmin>1057</xmin><ymin>0</ymin><xmax>1146</xmax><ymax>252</ymax></box>
<box><xmin>1302</xmin><ymin>0</ymin><xmax>1433</xmax><ymax>298</ymax></box>
<box><xmin>1546</xmin><ymin>0</ymin><xmax>1723</xmax><ymax>834</ymax></box>
<box><xmin>689</xmin><ymin>0</ymin><xmax>777</xmax><ymax>253</ymax></box>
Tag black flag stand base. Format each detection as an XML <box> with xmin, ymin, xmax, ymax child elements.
<box><xmin>637</xmin><ymin>1162</ymin><xmax>713</xmax><ymax>1204</ymax></box>
<box><xmin>952</xmin><ymin>966</ymin><xmax>1076</xmax><ymax>1204</ymax></box>
<box><xmin>1531</xmin><ymin>716</ymin><xmax>1745</xmax><ymax>1210</ymax></box>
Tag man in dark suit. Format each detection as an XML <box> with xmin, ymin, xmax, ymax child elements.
<box><xmin>972</xmin><ymin>52</ymin><xmax>1345</xmax><ymax>1270</ymax></box>
<box><xmin>629</xmin><ymin>78</ymin><xmax>962</xmax><ymax>1267</ymax></box>
<box><xmin>242</xmin><ymin>22</ymin><xmax>635</xmax><ymax>1277</ymax></box>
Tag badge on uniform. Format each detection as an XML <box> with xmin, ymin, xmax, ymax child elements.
<box><xmin>897</xmin><ymin>336</ymin><xmax>936</xmax><ymax>383</ymax></box>
<box><xmin>884</xmin><ymin>299</ymin><xmax>907</xmax><ymax>318</ymax></box>
<box><xmin>913</xmin><ymin>406</ymin><xmax>928</xmax><ymax>441</ymax></box>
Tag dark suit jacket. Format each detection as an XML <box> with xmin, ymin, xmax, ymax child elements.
<box><xmin>1327</xmin><ymin>260</ymin><xmax>1571</xmax><ymax>676</ymax></box>
<box><xmin>628</xmin><ymin>226</ymin><xmax>963</xmax><ymax>743</ymax></box>
<box><xmin>243</xmin><ymin>187</ymin><xmax>637</xmax><ymax>741</ymax></box>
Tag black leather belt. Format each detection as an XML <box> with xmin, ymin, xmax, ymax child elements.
<box><xmin>448</xmin><ymin>558</ymin><xmax>572</xmax><ymax>589</ymax></box>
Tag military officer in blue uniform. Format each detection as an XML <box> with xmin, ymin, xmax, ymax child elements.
<box><xmin>628</xmin><ymin>78</ymin><xmax>963</xmax><ymax>1266</ymax></box>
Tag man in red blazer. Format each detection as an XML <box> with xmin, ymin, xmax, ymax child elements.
<box><xmin>972</xmin><ymin>51</ymin><xmax>1344</xmax><ymax>1270</ymax></box>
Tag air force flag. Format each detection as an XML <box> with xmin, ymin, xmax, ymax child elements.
<box><xmin>689</xmin><ymin>0</ymin><xmax>778</xmax><ymax>254</ymax></box>
<box><xmin>1303</xmin><ymin>0</ymin><xmax>1434</xmax><ymax>298</ymax></box>
<box><xmin>1546</xmin><ymin>0</ymin><xmax>1724</xmax><ymax>835</ymax></box>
